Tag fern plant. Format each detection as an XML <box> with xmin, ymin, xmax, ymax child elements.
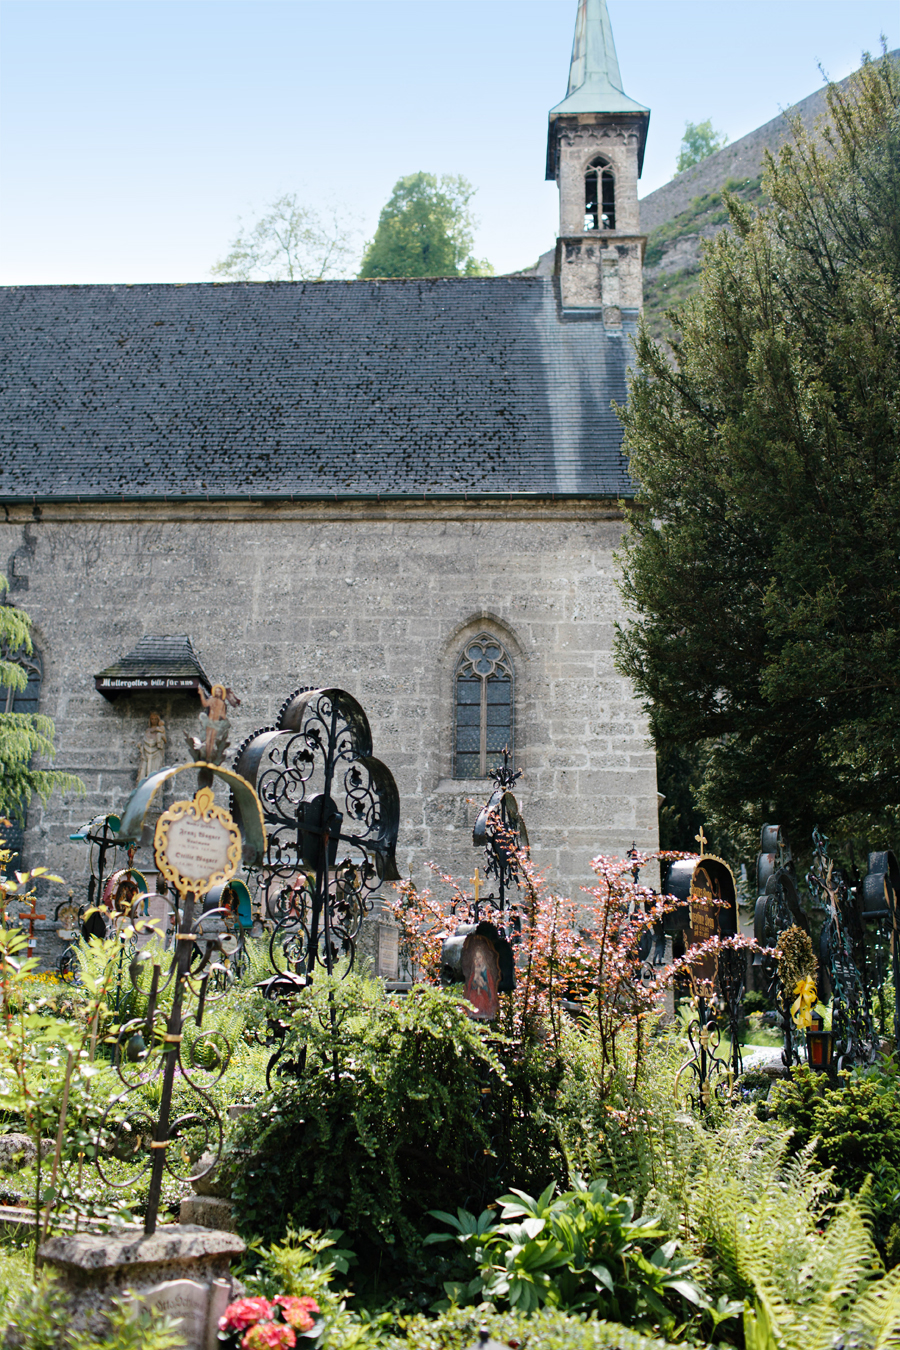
<box><xmin>684</xmin><ymin>1110</ymin><xmax>900</xmax><ymax>1348</ymax></box>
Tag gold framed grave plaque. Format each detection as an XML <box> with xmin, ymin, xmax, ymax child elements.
<box><xmin>154</xmin><ymin>786</ymin><xmax>241</xmax><ymax>897</ymax></box>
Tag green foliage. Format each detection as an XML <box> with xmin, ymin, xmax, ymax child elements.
<box><xmin>0</xmin><ymin>580</ymin><xmax>84</xmax><ymax>824</ymax></box>
<box><xmin>551</xmin><ymin>1023</ymin><xmax>707</xmax><ymax>1214</ymax></box>
<box><xmin>676</xmin><ymin>1107</ymin><xmax>900</xmax><ymax>1348</ymax></box>
<box><xmin>0</xmin><ymin>1242</ymin><xmax>184</xmax><ymax>1350</ymax></box>
<box><xmin>383</xmin><ymin>1306</ymin><xmax>673</xmax><ymax>1348</ymax></box>
<box><xmin>427</xmin><ymin>1179</ymin><xmax>704</xmax><ymax>1330</ymax></box>
<box><xmin>212</xmin><ymin>193</ymin><xmax>357</xmax><ymax>281</ymax></box>
<box><xmin>241</xmin><ymin>1228</ymin><xmax>378</xmax><ymax>1349</ymax></box>
<box><xmin>226</xmin><ymin>972</ymin><xmax>563</xmax><ymax>1303</ymax></box>
<box><xmin>769</xmin><ymin>1064</ymin><xmax>900</xmax><ymax>1252</ymax></box>
<box><xmin>615</xmin><ymin>52</ymin><xmax>900</xmax><ymax>848</ymax></box>
<box><xmin>655</xmin><ymin>743</ymin><xmax>705</xmax><ymax>852</ymax></box>
<box><xmin>2</xmin><ymin>1276</ymin><xmax>185</xmax><ymax>1350</ymax></box>
<box><xmin>675</xmin><ymin>118</ymin><xmax>728</xmax><ymax>173</ymax></box>
<box><xmin>0</xmin><ymin>909</ymin><xmax>146</xmax><ymax>1234</ymax></box>
<box><xmin>385</xmin><ymin>1306</ymin><xmax>673</xmax><ymax>1348</ymax></box>
<box><xmin>358</xmin><ymin>173</ymin><xmax>492</xmax><ymax>278</ymax></box>
<box><xmin>71</xmin><ymin>1298</ymin><xmax>186</xmax><ymax>1350</ymax></box>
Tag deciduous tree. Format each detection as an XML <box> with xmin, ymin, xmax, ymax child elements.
<box><xmin>615</xmin><ymin>53</ymin><xmax>900</xmax><ymax>853</ymax></box>
<box><xmin>212</xmin><ymin>194</ymin><xmax>357</xmax><ymax>282</ymax></box>
<box><xmin>675</xmin><ymin>118</ymin><xmax>728</xmax><ymax>173</ymax></box>
<box><xmin>358</xmin><ymin>172</ymin><xmax>492</xmax><ymax>279</ymax></box>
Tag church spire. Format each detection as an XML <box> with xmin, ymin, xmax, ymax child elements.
<box><xmin>545</xmin><ymin>0</ymin><xmax>650</xmax><ymax>320</ymax></box>
<box><xmin>556</xmin><ymin>0</ymin><xmax>647</xmax><ymax>116</ymax></box>
<box><xmin>547</xmin><ymin>0</ymin><xmax>649</xmax><ymax>178</ymax></box>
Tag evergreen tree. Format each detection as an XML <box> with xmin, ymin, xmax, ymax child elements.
<box><xmin>615</xmin><ymin>52</ymin><xmax>900</xmax><ymax>853</ymax></box>
<box><xmin>0</xmin><ymin>577</ymin><xmax>83</xmax><ymax>828</ymax></box>
<box><xmin>358</xmin><ymin>172</ymin><xmax>493</xmax><ymax>278</ymax></box>
<box><xmin>675</xmin><ymin>118</ymin><xmax>728</xmax><ymax>173</ymax></box>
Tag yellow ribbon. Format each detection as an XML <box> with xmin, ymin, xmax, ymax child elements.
<box><xmin>791</xmin><ymin>976</ymin><xmax>817</xmax><ymax>1030</ymax></box>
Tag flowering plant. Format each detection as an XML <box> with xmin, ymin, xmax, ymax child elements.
<box><xmin>388</xmin><ymin>843</ymin><xmax>758</xmax><ymax>1101</ymax></box>
<box><xmin>217</xmin><ymin>1294</ymin><xmax>323</xmax><ymax>1349</ymax></box>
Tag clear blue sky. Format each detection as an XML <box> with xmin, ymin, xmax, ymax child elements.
<box><xmin>0</xmin><ymin>0</ymin><xmax>895</xmax><ymax>284</ymax></box>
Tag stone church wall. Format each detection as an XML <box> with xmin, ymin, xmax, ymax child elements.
<box><xmin>2</xmin><ymin>498</ymin><xmax>659</xmax><ymax>962</ymax></box>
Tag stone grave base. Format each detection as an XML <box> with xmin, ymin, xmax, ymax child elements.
<box><xmin>37</xmin><ymin>1223</ymin><xmax>245</xmax><ymax>1349</ymax></box>
<box><xmin>180</xmin><ymin>1195</ymin><xmax>238</xmax><ymax>1233</ymax></box>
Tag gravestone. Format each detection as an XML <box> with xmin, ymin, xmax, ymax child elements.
<box><xmin>377</xmin><ymin>923</ymin><xmax>399</xmax><ymax>979</ymax></box>
<box><xmin>139</xmin><ymin>1278</ymin><xmax>220</xmax><ymax>1347</ymax></box>
<box><xmin>134</xmin><ymin>892</ymin><xmax>171</xmax><ymax>950</ymax></box>
<box><xmin>37</xmin><ymin>1224</ymin><xmax>244</xmax><ymax>1349</ymax></box>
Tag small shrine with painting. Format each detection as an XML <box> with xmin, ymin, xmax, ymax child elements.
<box><xmin>664</xmin><ymin>828</ymin><xmax>738</xmax><ymax>982</ymax></box>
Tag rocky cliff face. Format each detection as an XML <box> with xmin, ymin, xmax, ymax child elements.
<box><xmin>638</xmin><ymin>54</ymin><xmax>898</xmax><ymax>343</ymax></box>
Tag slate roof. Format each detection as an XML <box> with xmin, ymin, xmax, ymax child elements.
<box><xmin>0</xmin><ymin>277</ymin><xmax>636</xmax><ymax>501</ymax></box>
<box><xmin>95</xmin><ymin>635</ymin><xmax>212</xmax><ymax>687</ymax></box>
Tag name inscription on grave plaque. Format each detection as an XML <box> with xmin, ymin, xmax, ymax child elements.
<box><xmin>165</xmin><ymin>816</ymin><xmax>232</xmax><ymax>883</ymax></box>
<box><xmin>154</xmin><ymin>786</ymin><xmax>242</xmax><ymax>895</ymax></box>
<box><xmin>689</xmin><ymin>868</ymin><xmax>718</xmax><ymax>945</ymax></box>
<box><xmin>139</xmin><ymin>1279</ymin><xmax>209</xmax><ymax>1348</ymax></box>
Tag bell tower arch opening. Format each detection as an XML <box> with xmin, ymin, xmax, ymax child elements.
<box><xmin>546</xmin><ymin>0</ymin><xmax>649</xmax><ymax>323</ymax></box>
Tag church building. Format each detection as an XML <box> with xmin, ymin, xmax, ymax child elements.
<box><xmin>0</xmin><ymin>0</ymin><xmax>659</xmax><ymax>928</ymax></box>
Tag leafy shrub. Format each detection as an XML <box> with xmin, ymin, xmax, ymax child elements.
<box><xmin>769</xmin><ymin>1064</ymin><xmax>900</xmax><ymax>1253</ymax></box>
<box><xmin>427</xmin><ymin>1178</ymin><xmax>705</xmax><ymax>1331</ymax></box>
<box><xmin>676</xmin><ymin>1107</ymin><xmax>900</xmax><ymax>1348</ymax></box>
<box><xmin>226</xmin><ymin>973</ymin><xmax>565</xmax><ymax>1304</ymax></box>
<box><xmin>553</xmin><ymin>1029</ymin><xmax>695</xmax><ymax>1208</ymax></box>
<box><xmin>382</xmin><ymin>1304</ymin><xmax>674</xmax><ymax>1349</ymax></box>
<box><xmin>743</xmin><ymin>989</ymin><xmax>772</xmax><ymax>1016</ymax></box>
<box><xmin>1</xmin><ymin>1267</ymin><xmax>184</xmax><ymax>1350</ymax></box>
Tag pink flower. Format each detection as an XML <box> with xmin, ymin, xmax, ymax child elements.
<box><xmin>242</xmin><ymin>1323</ymin><xmax>297</xmax><ymax>1350</ymax></box>
<box><xmin>220</xmin><ymin>1297</ymin><xmax>274</xmax><ymax>1332</ymax></box>
<box><xmin>274</xmin><ymin>1295</ymin><xmax>320</xmax><ymax>1332</ymax></box>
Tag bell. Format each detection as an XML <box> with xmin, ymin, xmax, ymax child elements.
<box><xmin>125</xmin><ymin>1031</ymin><xmax>147</xmax><ymax>1062</ymax></box>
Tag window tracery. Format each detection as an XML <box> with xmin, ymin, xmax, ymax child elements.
<box><xmin>454</xmin><ymin>634</ymin><xmax>514</xmax><ymax>778</ymax></box>
<box><xmin>0</xmin><ymin>644</ymin><xmax>42</xmax><ymax>715</ymax></box>
<box><xmin>584</xmin><ymin>156</ymin><xmax>616</xmax><ymax>231</ymax></box>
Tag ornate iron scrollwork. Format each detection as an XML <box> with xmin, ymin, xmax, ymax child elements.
<box><xmin>752</xmin><ymin>825</ymin><xmax>807</xmax><ymax>1070</ymax></box>
<box><xmin>808</xmin><ymin>827</ymin><xmax>878</xmax><ymax>1070</ymax></box>
<box><xmin>860</xmin><ymin>850</ymin><xmax>900</xmax><ymax>1046</ymax></box>
<box><xmin>674</xmin><ymin>995</ymin><xmax>734</xmax><ymax>1112</ymax></box>
<box><xmin>98</xmin><ymin>891</ymin><xmax>238</xmax><ymax>1235</ymax></box>
<box><xmin>232</xmin><ymin>688</ymin><xmax>401</xmax><ymax>1080</ymax></box>
<box><xmin>472</xmin><ymin>749</ymin><xmax>528</xmax><ymax>917</ymax></box>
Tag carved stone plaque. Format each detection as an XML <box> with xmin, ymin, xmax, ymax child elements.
<box><xmin>377</xmin><ymin>924</ymin><xmax>399</xmax><ymax>979</ymax></box>
<box><xmin>139</xmin><ymin>1278</ymin><xmax>209</xmax><ymax>1348</ymax></box>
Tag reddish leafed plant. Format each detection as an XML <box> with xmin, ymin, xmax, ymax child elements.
<box><xmin>388</xmin><ymin>836</ymin><xmax>755</xmax><ymax>1096</ymax></box>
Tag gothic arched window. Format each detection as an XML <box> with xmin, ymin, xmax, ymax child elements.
<box><xmin>584</xmin><ymin>156</ymin><xmax>616</xmax><ymax>231</ymax></box>
<box><xmin>0</xmin><ymin>642</ymin><xmax>42</xmax><ymax>872</ymax></box>
<box><xmin>1</xmin><ymin>646</ymin><xmax>42</xmax><ymax>716</ymax></box>
<box><xmin>454</xmin><ymin>635</ymin><xmax>514</xmax><ymax>778</ymax></box>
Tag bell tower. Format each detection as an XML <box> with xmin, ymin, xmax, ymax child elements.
<box><xmin>546</xmin><ymin>0</ymin><xmax>649</xmax><ymax>324</ymax></box>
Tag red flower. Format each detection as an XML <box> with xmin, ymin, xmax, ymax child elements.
<box><xmin>242</xmin><ymin>1323</ymin><xmax>297</xmax><ymax>1350</ymax></box>
<box><xmin>220</xmin><ymin>1297</ymin><xmax>274</xmax><ymax>1333</ymax></box>
<box><xmin>274</xmin><ymin>1295</ymin><xmax>321</xmax><ymax>1332</ymax></box>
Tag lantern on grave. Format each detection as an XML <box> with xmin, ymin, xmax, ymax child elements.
<box><xmin>806</xmin><ymin>1008</ymin><xmax>833</xmax><ymax>1072</ymax></box>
